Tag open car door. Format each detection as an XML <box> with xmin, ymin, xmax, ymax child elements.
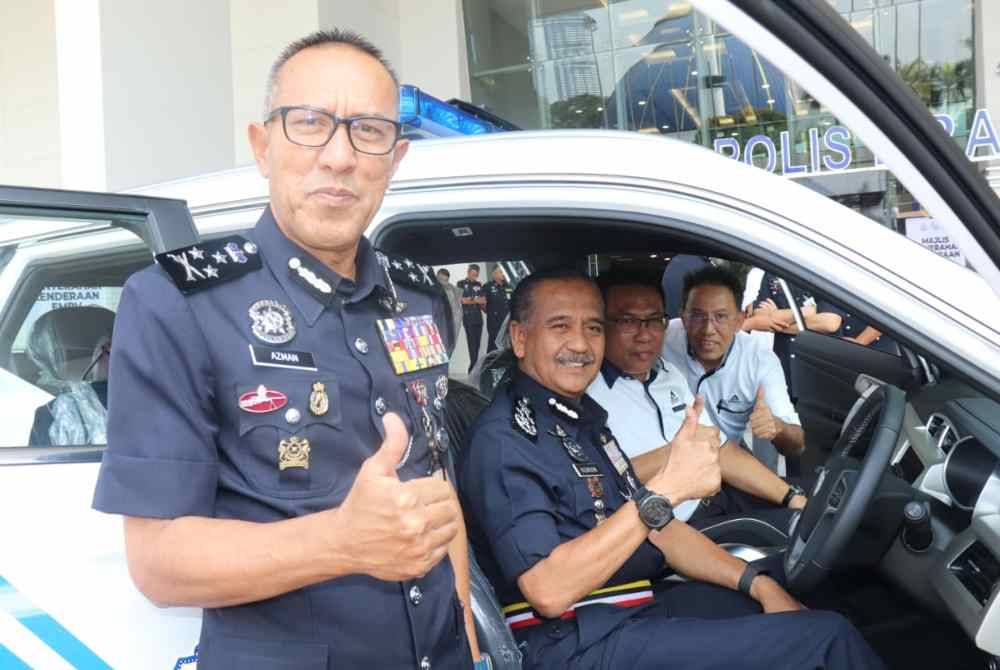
<box><xmin>690</xmin><ymin>0</ymin><xmax>1000</xmax><ymax>463</ymax></box>
<box><xmin>0</xmin><ymin>185</ymin><xmax>202</xmax><ymax>669</ymax></box>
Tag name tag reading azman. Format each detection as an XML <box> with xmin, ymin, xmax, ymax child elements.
<box><xmin>376</xmin><ymin>314</ymin><xmax>449</xmax><ymax>375</ymax></box>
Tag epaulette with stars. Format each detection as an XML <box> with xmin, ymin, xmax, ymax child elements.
<box><xmin>155</xmin><ymin>235</ymin><xmax>262</xmax><ymax>294</ymax></box>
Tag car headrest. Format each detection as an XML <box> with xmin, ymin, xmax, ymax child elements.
<box><xmin>27</xmin><ymin>305</ymin><xmax>116</xmax><ymax>389</ymax></box>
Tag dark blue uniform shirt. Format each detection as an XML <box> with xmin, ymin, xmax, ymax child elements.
<box><xmin>458</xmin><ymin>370</ymin><xmax>665</xmax><ymax>665</ymax></box>
<box><xmin>457</xmin><ymin>279</ymin><xmax>484</xmax><ymax>326</ymax></box>
<box><xmin>93</xmin><ymin>207</ymin><xmax>467</xmax><ymax>670</ymax></box>
<box><xmin>484</xmin><ymin>281</ymin><xmax>511</xmax><ymax>326</ymax></box>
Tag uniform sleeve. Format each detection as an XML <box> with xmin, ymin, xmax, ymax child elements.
<box><xmin>92</xmin><ymin>269</ymin><xmax>220</xmax><ymax>519</ymax></box>
<box><xmin>459</xmin><ymin>418</ymin><xmax>563</xmax><ymax>586</ymax></box>
<box><xmin>758</xmin><ymin>349</ymin><xmax>801</xmax><ymax>426</ymax></box>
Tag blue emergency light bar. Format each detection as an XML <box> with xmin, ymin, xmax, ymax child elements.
<box><xmin>399</xmin><ymin>85</ymin><xmax>503</xmax><ymax>137</ymax></box>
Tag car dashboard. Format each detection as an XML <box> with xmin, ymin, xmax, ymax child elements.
<box><xmin>887</xmin><ymin>382</ymin><xmax>1000</xmax><ymax>655</ymax></box>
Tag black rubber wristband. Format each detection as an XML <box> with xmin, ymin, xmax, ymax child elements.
<box><xmin>738</xmin><ymin>562</ymin><xmax>768</xmax><ymax>596</ymax></box>
<box><xmin>781</xmin><ymin>484</ymin><xmax>803</xmax><ymax>507</ymax></box>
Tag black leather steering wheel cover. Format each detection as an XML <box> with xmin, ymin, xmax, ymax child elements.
<box><xmin>785</xmin><ymin>384</ymin><xmax>905</xmax><ymax>592</ymax></box>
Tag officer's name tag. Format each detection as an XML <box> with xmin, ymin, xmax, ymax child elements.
<box><xmin>249</xmin><ymin>344</ymin><xmax>318</xmax><ymax>371</ymax></box>
<box><xmin>376</xmin><ymin>314</ymin><xmax>450</xmax><ymax>375</ymax></box>
<box><xmin>573</xmin><ymin>462</ymin><xmax>603</xmax><ymax>478</ymax></box>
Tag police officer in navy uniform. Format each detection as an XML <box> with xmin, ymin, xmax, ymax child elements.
<box><xmin>458</xmin><ymin>269</ymin><xmax>886</xmax><ymax>670</ymax></box>
<box><xmin>457</xmin><ymin>265</ymin><xmax>485</xmax><ymax>372</ymax></box>
<box><xmin>484</xmin><ymin>266</ymin><xmax>512</xmax><ymax>354</ymax></box>
<box><xmin>92</xmin><ymin>30</ymin><xmax>488</xmax><ymax>670</ymax></box>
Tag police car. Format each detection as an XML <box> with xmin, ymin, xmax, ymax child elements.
<box><xmin>1</xmin><ymin>1</ymin><xmax>1000</xmax><ymax>667</ymax></box>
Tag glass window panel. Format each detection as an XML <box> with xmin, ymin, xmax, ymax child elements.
<box><xmin>464</xmin><ymin>0</ymin><xmax>532</xmax><ymax>74</ymax></box>
<box><xmin>471</xmin><ymin>67</ymin><xmax>543</xmax><ymax>130</ymax></box>
<box><xmin>536</xmin><ymin>53</ymin><xmax>614</xmax><ymax>129</ymax></box>
<box><xmin>610</xmin><ymin>0</ymin><xmax>695</xmax><ymax>50</ymax></box>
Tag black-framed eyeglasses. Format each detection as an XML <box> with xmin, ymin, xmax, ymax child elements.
<box><xmin>606</xmin><ymin>314</ymin><xmax>668</xmax><ymax>334</ymax></box>
<box><xmin>265</xmin><ymin>106</ymin><xmax>402</xmax><ymax>155</ymax></box>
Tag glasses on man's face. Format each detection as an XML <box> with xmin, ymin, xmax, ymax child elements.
<box><xmin>685</xmin><ymin>310</ymin><xmax>734</xmax><ymax>329</ymax></box>
<box><xmin>606</xmin><ymin>314</ymin><xmax>668</xmax><ymax>334</ymax></box>
<box><xmin>265</xmin><ymin>106</ymin><xmax>402</xmax><ymax>155</ymax></box>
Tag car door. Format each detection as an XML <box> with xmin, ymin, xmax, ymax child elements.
<box><xmin>0</xmin><ymin>186</ymin><xmax>202</xmax><ymax>669</ymax></box>
<box><xmin>689</xmin><ymin>0</ymin><xmax>1000</xmax><ymax>456</ymax></box>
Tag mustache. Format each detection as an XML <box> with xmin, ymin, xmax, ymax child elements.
<box><xmin>555</xmin><ymin>352</ymin><xmax>596</xmax><ymax>366</ymax></box>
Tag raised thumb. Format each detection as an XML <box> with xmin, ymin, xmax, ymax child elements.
<box><xmin>369</xmin><ymin>412</ymin><xmax>411</xmax><ymax>475</ymax></box>
<box><xmin>756</xmin><ymin>387</ymin><xmax>766</xmax><ymax>403</ymax></box>
<box><xmin>679</xmin><ymin>396</ymin><xmax>704</xmax><ymax>436</ymax></box>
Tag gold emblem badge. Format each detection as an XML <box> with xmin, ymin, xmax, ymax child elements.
<box><xmin>278</xmin><ymin>436</ymin><xmax>311</xmax><ymax>470</ymax></box>
<box><xmin>309</xmin><ymin>382</ymin><xmax>329</xmax><ymax>416</ymax></box>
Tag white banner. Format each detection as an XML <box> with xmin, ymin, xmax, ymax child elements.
<box><xmin>905</xmin><ymin>217</ymin><xmax>966</xmax><ymax>266</ymax></box>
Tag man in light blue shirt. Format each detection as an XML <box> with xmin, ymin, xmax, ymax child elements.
<box><xmin>662</xmin><ymin>265</ymin><xmax>805</xmax><ymax>472</ymax></box>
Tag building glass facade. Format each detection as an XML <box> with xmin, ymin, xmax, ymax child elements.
<box><xmin>462</xmin><ymin>0</ymin><xmax>978</xmax><ymax>226</ymax></box>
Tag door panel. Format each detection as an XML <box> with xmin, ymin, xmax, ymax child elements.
<box><xmin>791</xmin><ymin>330</ymin><xmax>915</xmax><ymax>457</ymax></box>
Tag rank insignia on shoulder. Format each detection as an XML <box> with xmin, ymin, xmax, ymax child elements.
<box><xmin>513</xmin><ymin>396</ymin><xmax>537</xmax><ymax>441</ymax></box>
<box><xmin>156</xmin><ymin>235</ymin><xmax>261</xmax><ymax>294</ymax></box>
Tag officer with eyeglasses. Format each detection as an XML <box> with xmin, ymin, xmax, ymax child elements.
<box><xmin>587</xmin><ymin>270</ymin><xmax>806</xmax><ymax>546</ymax></box>
<box><xmin>93</xmin><ymin>29</ymin><xmax>488</xmax><ymax>670</ymax></box>
<box><xmin>662</xmin><ymin>265</ymin><xmax>806</xmax><ymax>475</ymax></box>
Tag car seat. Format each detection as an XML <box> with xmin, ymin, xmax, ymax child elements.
<box><xmin>27</xmin><ymin>305</ymin><xmax>115</xmax><ymax>445</ymax></box>
<box><xmin>443</xmin><ymin>379</ymin><xmax>524</xmax><ymax>670</ymax></box>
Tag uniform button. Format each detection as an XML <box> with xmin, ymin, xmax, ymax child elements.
<box><xmin>409</xmin><ymin>585</ymin><xmax>423</xmax><ymax>605</ymax></box>
<box><xmin>355</xmin><ymin>337</ymin><xmax>369</xmax><ymax>354</ymax></box>
<box><xmin>375</xmin><ymin>397</ymin><xmax>388</xmax><ymax>415</ymax></box>
<box><xmin>285</xmin><ymin>408</ymin><xmax>301</xmax><ymax>424</ymax></box>
<box><xmin>420</xmin><ymin>656</ymin><xmax>431</xmax><ymax>670</ymax></box>
<box><xmin>244</xmin><ymin>241</ymin><xmax>258</xmax><ymax>254</ymax></box>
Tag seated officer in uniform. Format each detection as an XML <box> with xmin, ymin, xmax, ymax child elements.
<box><xmin>92</xmin><ymin>30</ymin><xmax>486</xmax><ymax>669</ymax></box>
<box><xmin>458</xmin><ymin>268</ymin><xmax>885</xmax><ymax>670</ymax></box>
<box><xmin>663</xmin><ymin>265</ymin><xmax>806</xmax><ymax>474</ymax></box>
<box><xmin>587</xmin><ymin>271</ymin><xmax>805</xmax><ymax>543</ymax></box>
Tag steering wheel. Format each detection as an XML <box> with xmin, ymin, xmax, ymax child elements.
<box><xmin>784</xmin><ymin>383</ymin><xmax>905</xmax><ymax>592</ymax></box>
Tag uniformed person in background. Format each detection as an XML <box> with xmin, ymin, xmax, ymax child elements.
<box><xmin>744</xmin><ymin>270</ymin><xmax>843</xmax><ymax>390</ymax></box>
<box><xmin>457</xmin><ymin>264</ymin><xmax>485</xmax><ymax>373</ymax></box>
<box><xmin>484</xmin><ymin>265</ymin><xmax>512</xmax><ymax>355</ymax></box>
<box><xmin>458</xmin><ymin>268</ymin><xmax>886</xmax><ymax>670</ymax></box>
<box><xmin>92</xmin><ymin>30</ymin><xmax>488</xmax><ymax>670</ymax></box>
<box><xmin>437</xmin><ymin>267</ymin><xmax>464</xmax><ymax>343</ymax></box>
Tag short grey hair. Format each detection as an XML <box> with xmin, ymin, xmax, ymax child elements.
<box><xmin>263</xmin><ymin>29</ymin><xmax>400</xmax><ymax>119</ymax></box>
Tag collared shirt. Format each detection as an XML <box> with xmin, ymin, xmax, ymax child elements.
<box><xmin>93</xmin><ymin>207</ymin><xmax>465</xmax><ymax>670</ymax></box>
<box><xmin>457</xmin><ymin>278</ymin><xmax>484</xmax><ymax>324</ymax></box>
<box><xmin>586</xmin><ymin>360</ymin><xmax>716</xmax><ymax>522</ymax></box>
<box><xmin>661</xmin><ymin>319</ymin><xmax>800</xmax><ymax>446</ymax></box>
<box><xmin>458</xmin><ymin>370</ymin><xmax>664</xmax><ymax>649</ymax></box>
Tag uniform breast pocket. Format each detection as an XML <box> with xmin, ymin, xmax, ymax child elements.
<box><xmin>235</xmin><ymin>378</ymin><xmax>344</xmax><ymax>498</ymax></box>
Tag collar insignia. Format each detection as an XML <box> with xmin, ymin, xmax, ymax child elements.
<box><xmin>513</xmin><ymin>396</ymin><xmax>538</xmax><ymax>441</ymax></box>
<box><xmin>548</xmin><ymin>397</ymin><xmax>580</xmax><ymax>421</ymax></box>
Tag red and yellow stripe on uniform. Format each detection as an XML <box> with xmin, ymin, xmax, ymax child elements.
<box><xmin>502</xmin><ymin>579</ymin><xmax>654</xmax><ymax>630</ymax></box>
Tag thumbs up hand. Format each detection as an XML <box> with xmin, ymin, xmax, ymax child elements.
<box><xmin>749</xmin><ymin>387</ymin><xmax>779</xmax><ymax>441</ymax></box>
<box><xmin>647</xmin><ymin>396</ymin><xmax>721</xmax><ymax>505</ymax></box>
<box><xmin>335</xmin><ymin>413</ymin><xmax>460</xmax><ymax>582</ymax></box>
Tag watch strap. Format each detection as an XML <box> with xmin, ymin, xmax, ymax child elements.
<box><xmin>737</xmin><ymin>561</ymin><xmax>769</xmax><ymax>596</ymax></box>
<box><xmin>781</xmin><ymin>484</ymin><xmax>804</xmax><ymax>507</ymax></box>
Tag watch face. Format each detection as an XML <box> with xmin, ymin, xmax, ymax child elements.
<box><xmin>641</xmin><ymin>495</ymin><xmax>673</xmax><ymax>528</ymax></box>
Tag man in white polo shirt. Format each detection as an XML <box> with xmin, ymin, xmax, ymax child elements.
<box><xmin>662</xmin><ymin>265</ymin><xmax>806</xmax><ymax>476</ymax></box>
<box><xmin>587</xmin><ymin>270</ymin><xmax>806</xmax><ymax>544</ymax></box>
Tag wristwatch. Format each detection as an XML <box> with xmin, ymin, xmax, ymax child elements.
<box><xmin>781</xmin><ymin>484</ymin><xmax>806</xmax><ymax>508</ymax></box>
<box><xmin>738</xmin><ymin>561</ymin><xmax>770</xmax><ymax>596</ymax></box>
<box><xmin>634</xmin><ymin>486</ymin><xmax>675</xmax><ymax>530</ymax></box>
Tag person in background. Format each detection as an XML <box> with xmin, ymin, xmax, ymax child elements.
<box><xmin>484</xmin><ymin>265</ymin><xmax>512</xmax><ymax>355</ymax></box>
<box><xmin>458</xmin><ymin>264</ymin><xmax>486</xmax><ymax>373</ymax></box>
<box><xmin>437</xmin><ymin>268</ymin><xmax>464</xmax><ymax>343</ymax></box>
